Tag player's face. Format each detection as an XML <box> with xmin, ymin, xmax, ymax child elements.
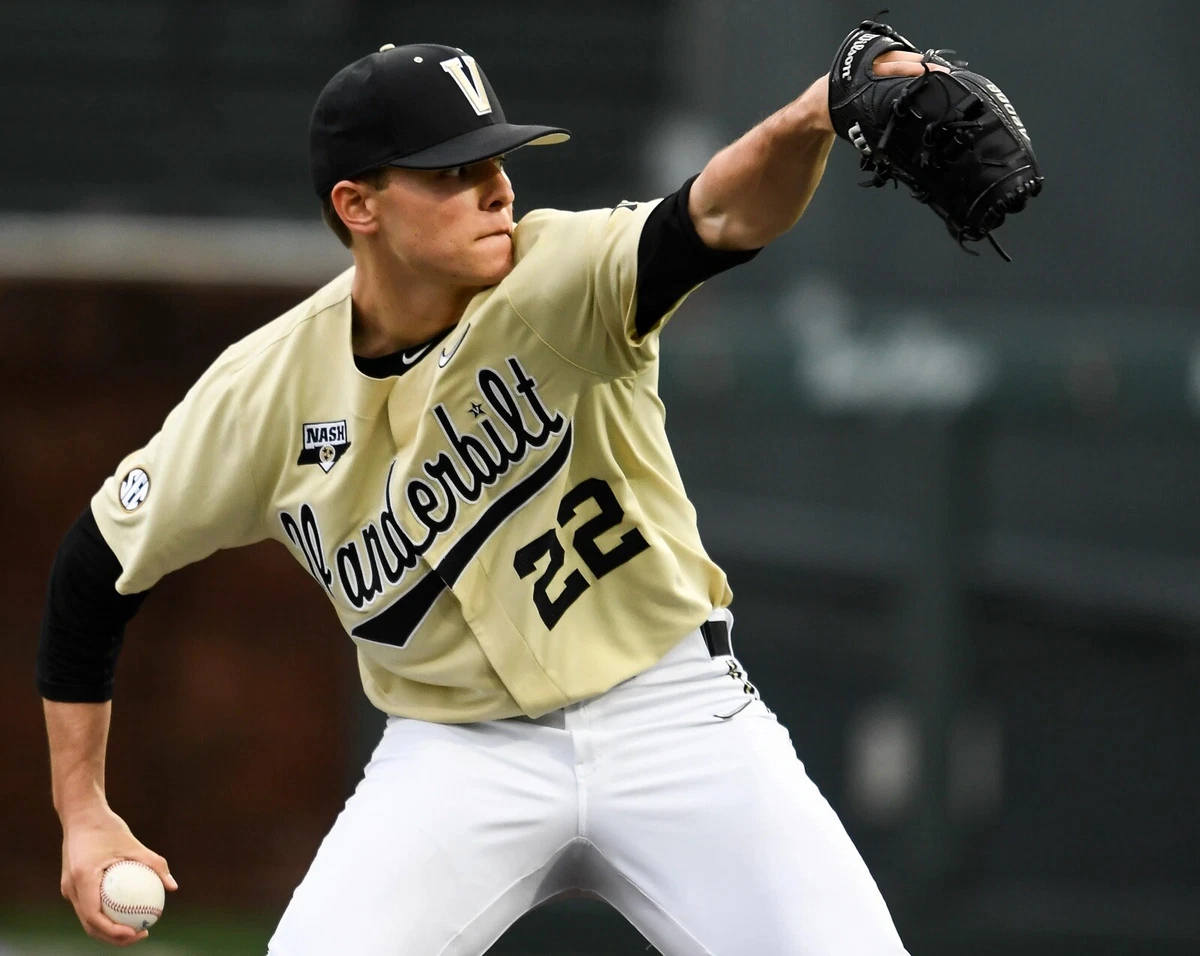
<box><xmin>373</xmin><ymin>158</ymin><xmax>516</xmax><ymax>289</ymax></box>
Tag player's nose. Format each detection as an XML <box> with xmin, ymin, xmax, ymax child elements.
<box><xmin>483</xmin><ymin>163</ymin><xmax>514</xmax><ymax>211</ymax></box>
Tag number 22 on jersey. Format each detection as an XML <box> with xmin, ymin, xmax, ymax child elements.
<box><xmin>514</xmin><ymin>478</ymin><xmax>650</xmax><ymax>629</ymax></box>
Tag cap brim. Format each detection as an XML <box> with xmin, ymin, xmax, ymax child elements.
<box><xmin>384</xmin><ymin>123</ymin><xmax>570</xmax><ymax>170</ymax></box>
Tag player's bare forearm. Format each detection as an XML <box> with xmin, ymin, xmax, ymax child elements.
<box><xmin>44</xmin><ymin>699</ymin><xmax>112</xmax><ymax>820</ymax></box>
<box><xmin>44</xmin><ymin>698</ymin><xmax>177</xmax><ymax>945</ymax></box>
<box><xmin>689</xmin><ymin>76</ymin><xmax>835</xmax><ymax>251</ymax></box>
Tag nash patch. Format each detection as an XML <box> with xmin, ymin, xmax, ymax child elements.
<box><xmin>298</xmin><ymin>420</ymin><xmax>351</xmax><ymax>473</ymax></box>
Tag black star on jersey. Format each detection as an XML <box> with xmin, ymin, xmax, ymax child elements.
<box><xmin>468</xmin><ymin>401</ymin><xmax>485</xmax><ymax>418</ymax></box>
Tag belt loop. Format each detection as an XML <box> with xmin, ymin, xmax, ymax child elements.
<box><xmin>700</xmin><ymin>619</ymin><xmax>732</xmax><ymax>658</ymax></box>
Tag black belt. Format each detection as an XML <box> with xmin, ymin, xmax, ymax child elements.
<box><xmin>700</xmin><ymin>618</ymin><xmax>731</xmax><ymax>658</ymax></box>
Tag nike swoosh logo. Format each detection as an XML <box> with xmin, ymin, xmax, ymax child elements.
<box><xmin>400</xmin><ymin>344</ymin><xmax>431</xmax><ymax>365</ymax></box>
<box><xmin>438</xmin><ymin>323</ymin><xmax>471</xmax><ymax>368</ymax></box>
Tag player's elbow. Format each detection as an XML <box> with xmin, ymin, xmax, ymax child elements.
<box><xmin>688</xmin><ymin>174</ymin><xmax>795</xmax><ymax>251</ymax></box>
<box><xmin>690</xmin><ymin>205</ymin><xmax>776</xmax><ymax>252</ymax></box>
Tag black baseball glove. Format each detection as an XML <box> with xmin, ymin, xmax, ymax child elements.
<box><xmin>828</xmin><ymin>17</ymin><xmax>1042</xmax><ymax>260</ymax></box>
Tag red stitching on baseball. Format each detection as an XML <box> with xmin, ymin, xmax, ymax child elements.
<box><xmin>101</xmin><ymin>893</ymin><xmax>162</xmax><ymax>916</ymax></box>
<box><xmin>101</xmin><ymin>862</ymin><xmax>164</xmax><ymax>917</ymax></box>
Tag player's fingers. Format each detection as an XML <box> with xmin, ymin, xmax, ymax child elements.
<box><xmin>85</xmin><ymin>904</ymin><xmax>145</xmax><ymax>945</ymax></box>
<box><xmin>80</xmin><ymin>909</ymin><xmax>141</xmax><ymax>946</ymax></box>
<box><xmin>132</xmin><ymin>851</ymin><xmax>178</xmax><ymax>892</ymax></box>
<box><xmin>69</xmin><ymin>864</ymin><xmax>126</xmax><ymax>942</ymax></box>
<box><xmin>79</xmin><ymin>884</ymin><xmax>151</xmax><ymax>946</ymax></box>
<box><xmin>873</xmin><ymin>52</ymin><xmax>950</xmax><ymax>77</ymax></box>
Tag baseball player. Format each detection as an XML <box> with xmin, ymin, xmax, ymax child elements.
<box><xmin>38</xmin><ymin>36</ymin><xmax>944</xmax><ymax>955</ymax></box>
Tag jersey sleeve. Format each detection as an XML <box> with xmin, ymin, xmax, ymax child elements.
<box><xmin>587</xmin><ymin>200</ymin><xmax>665</xmax><ymax>356</ymax></box>
<box><xmin>508</xmin><ymin>179</ymin><xmax>759</xmax><ymax>374</ymax></box>
<box><xmin>91</xmin><ymin>359</ymin><xmax>268</xmax><ymax>595</ymax></box>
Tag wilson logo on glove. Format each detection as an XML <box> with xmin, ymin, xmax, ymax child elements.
<box><xmin>840</xmin><ymin>33</ymin><xmax>878</xmax><ymax>81</ymax></box>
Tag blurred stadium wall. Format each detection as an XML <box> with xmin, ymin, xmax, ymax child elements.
<box><xmin>2</xmin><ymin>2</ymin><xmax>1197</xmax><ymax>954</ymax></box>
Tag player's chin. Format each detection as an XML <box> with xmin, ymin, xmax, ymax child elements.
<box><xmin>470</xmin><ymin>237</ymin><xmax>515</xmax><ymax>285</ymax></box>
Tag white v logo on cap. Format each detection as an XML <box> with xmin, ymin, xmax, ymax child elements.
<box><xmin>440</xmin><ymin>55</ymin><xmax>493</xmax><ymax>116</ymax></box>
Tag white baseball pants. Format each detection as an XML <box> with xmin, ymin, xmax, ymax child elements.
<box><xmin>268</xmin><ymin>611</ymin><xmax>908</xmax><ymax>955</ymax></box>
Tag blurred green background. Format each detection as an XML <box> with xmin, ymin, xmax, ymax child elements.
<box><xmin>2</xmin><ymin>1</ymin><xmax>1197</xmax><ymax>954</ymax></box>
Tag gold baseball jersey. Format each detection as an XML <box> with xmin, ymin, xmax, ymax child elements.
<box><xmin>92</xmin><ymin>200</ymin><xmax>733</xmax><ymax>722</ymax></box>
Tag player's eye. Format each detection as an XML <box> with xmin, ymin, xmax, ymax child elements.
<box><xmin>441</xmin><ymin>157</ymin><xmax>505</xmax><ymax>180</ymax></box>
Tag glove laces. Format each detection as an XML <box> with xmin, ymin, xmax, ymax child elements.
<box><xmin>858</xmin><ymin>54</ymin><xmax>1017</xmax><ymax>261</ymax></box>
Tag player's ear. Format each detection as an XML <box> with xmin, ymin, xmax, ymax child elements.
<box><xmin>330</xmin><ymin>180</ymin><xmax>379</xmax><ymax>241</ymax></box>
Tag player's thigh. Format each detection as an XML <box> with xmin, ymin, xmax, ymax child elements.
<box><xmin>268</xmin><ymin>716</ymin><xmax>578</xmax><ymax>956</ymax></box>
<box><xmin>590</xmin><ymin>702</ymin><xmax>908</xmax><ymax>956</ymax></box>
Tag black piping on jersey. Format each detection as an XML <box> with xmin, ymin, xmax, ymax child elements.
<box><xmin>632</xmin><ymin>174</ymin><xmax>762</xmax><ymax>338</ymax></box>
<box><xmin>352</xmin><ymin>420</ymin><xmax>573</xmax><ymax>647</ymax></box>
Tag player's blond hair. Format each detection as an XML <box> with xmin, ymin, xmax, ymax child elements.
<box><xmin>320</xmin><ymin>167</ymin><xmax>396</xmax><ymax>249</ymax></box>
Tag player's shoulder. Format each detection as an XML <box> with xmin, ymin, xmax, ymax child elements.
<box><xmin>510</xmin><ymin>201</ymin><xmax>664</xmax><ymax>272</ymax></box>
<box><xmin>199</xmin><ymin>266</ymin><xmax>354</xmax><ymax>393</ymax></box>
<box><xmin>511</xmin><ymin>207</ymin><xmax>592</xmax><ymax>259</ymax></box>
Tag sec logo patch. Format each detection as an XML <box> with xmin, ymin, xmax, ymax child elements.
<box><xmin>119</xmin><ymin>468</ymin><xmax>151</xmax><ymax>511</ymax></box>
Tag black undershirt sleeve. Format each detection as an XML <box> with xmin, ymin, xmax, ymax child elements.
<box><xmin>633</xmin><ymin>174</ymin><xmax>763</xmax><ymax>338</ymax></box>
<box><xmin>36</xmin><ymin>507</ymin><xmax>149</xmax><ymax>703</ymax></box>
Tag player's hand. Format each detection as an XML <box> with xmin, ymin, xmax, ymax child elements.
<box><xmin>808</xmin><ymin>52</ymin><xmax>950</xmax><ymax>131</ymax></box>
<box><xmin>872</xmin><ymin>50</ymin><xmax>950</xmax><ymax>77</ymax></box>
<box><xmin>59</xmin><ymin>803</ymin><xmax>178</xmax><ymax>946</ymax></box>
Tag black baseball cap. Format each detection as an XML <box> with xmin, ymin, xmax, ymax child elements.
<box><xmin>310</xmin><ymin>43</ymin><xmax>570</xmax><ymax>198</ymax></box>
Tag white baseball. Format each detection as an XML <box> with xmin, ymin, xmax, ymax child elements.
<box><xmin>100</xmin><ymin>861</ymin><xmax>165</xmax><ymax>930</ymax></box>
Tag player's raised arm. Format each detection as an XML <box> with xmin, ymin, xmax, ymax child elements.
<box><xmin>687</xmin><ymin>52</ymin><xmax>941</xmax><ymax>251</ymax></box>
